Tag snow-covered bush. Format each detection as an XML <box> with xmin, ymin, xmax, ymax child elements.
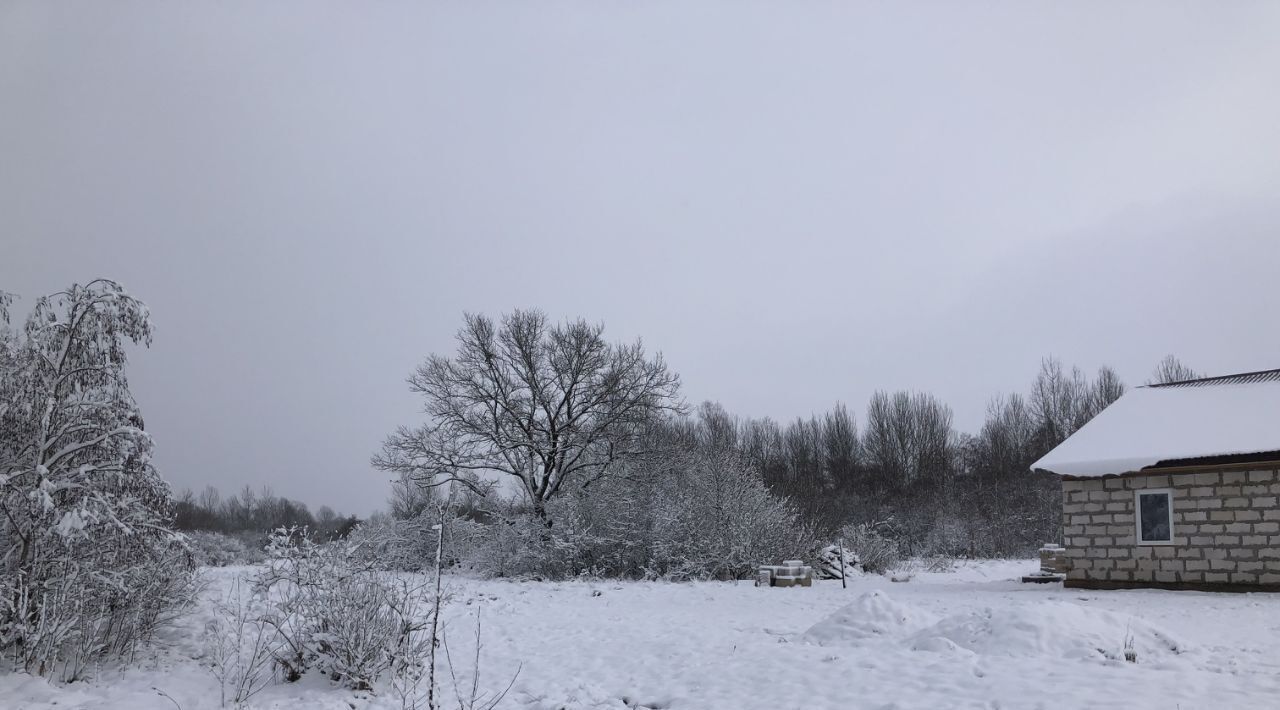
<box><xmin>346</xmin><ymin>510</ymin><xmax>482</xmax><ymax>573</ymax></box>
<box><xmin>252</xmin><ymin>529</ymin><xmax>433</xmax><ymax>690</ymax></box>
<box><xmin>838</xmin><ymin>522</ymin><xmax>902</xmax><ymax>575</ymax></box>
<box><xmin>0</xmin><ymin>281</ymin><xmax>198</xmax><ymax>679</ymax></box>
<box><xmin>205</xmin><ymin>575</ymin><xmax>282</xmax><ymax>707</ymax></box>
<box><xmin>646</xmin><ymin>452</ymin><xmax>817</xmax><ymax>580</ymax></box>
<box><xmin>188</xmin><ymin>530</ymin><xmax>255</xmax><ymax>567</ymax></box>
<box><xmin>458</xmin><ymin>451</ymin><xmax>815</xmax><ymax>581</ymax></box>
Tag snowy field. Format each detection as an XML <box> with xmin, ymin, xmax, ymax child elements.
<box><xmin>6</xmin><ymin>560</ymin><xmax>1280</xmax><ymax>710</ymax></box>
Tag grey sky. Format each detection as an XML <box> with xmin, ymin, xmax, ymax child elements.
<box><xmin>3</xmin><ymin>1</ymin><xmax>1279</xmax><ymax>516</ymax></box>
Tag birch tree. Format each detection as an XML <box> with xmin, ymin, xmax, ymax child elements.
<box><xmin>373</xmin><ymin>310</ymin><xmax>682</xmax><ymax>524</ymax></box>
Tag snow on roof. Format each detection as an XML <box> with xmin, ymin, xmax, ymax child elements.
<box><xmin>1031</xmin><ymin>369</ymin><xmax>1280</xmax><ymax>477</ymax></box>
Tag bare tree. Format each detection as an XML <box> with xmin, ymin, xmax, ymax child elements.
<box><xmin>1085</xmin><ymin>365</ymin><xmax>1126</xmax><ymax>420</ymax></box>
<box><xmin>1029</xmin><ymin>357</ymin><xmax>1088</xmax><ymax>445</ymax></box>
<box><xmin>1030</xmin><ymin>358</ymin><xmax>1126</xmax><ymax>451</ymax></box>
<box><xmin>1148</xmin><ymin>354</ymin><xmax>1200</xmax><ymax>385</ymax></box>
<box><xmin>389</xmin><ymin>471</ymin><xmax>434</xmax><ymax>520</ymax></box>
<box><xmin>863</xmin><ymin>391</ymin><xmax>954</xmax><ymax>492</ymax></box>
<box><xmin>694</xmin><ymin>401</ymin><xmax>739</xmax><ymax>453</ymax></box>
<box><xmin>373</xmin><ymin>310</ymin><xmax>682</xmax><ymax>523</ymax></box>
<box><xmin>821</xmin><ymin>403</ymin><xmax>859</xmax><ymax>489</ymax></box>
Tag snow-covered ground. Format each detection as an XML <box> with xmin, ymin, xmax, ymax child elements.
<box><xmin>6</xmin><ymin>560</ymin><xmax>1280</xmax><ymax>709</ymax></box>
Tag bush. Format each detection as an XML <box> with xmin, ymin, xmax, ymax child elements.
<box><xmin>457</xmin><ymin>452</ymin><xmax>817</xmax><ymax>581</ymax></box>
<box><xmin>1</xmin><ymin>532</ymin><xmax>200</xmax><ymax>681</ymax></box>
<box><xmin>204</xmin><ymin>575</ymin><xmax>281</xmax><ymax>706</ymax></box>
<box><xmin>838</xmin><ymin>522</ymin><xmax>902</xmax><ymax>575</ymax></box>
<box><xmin>251</xmin><ymin>529</ymin><xmax>433</xmax><ymax>690</ymax></box>
<box><xmin>0</xmin><ymin>281</ymin><xmax>200</xmax><ymax>680</ymax></box>
<box><xmin>188</xmin><ymin>531</ymin><xmax>256</xmax><ymax>567</ymax></box>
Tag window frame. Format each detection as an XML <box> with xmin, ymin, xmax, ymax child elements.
<box><xmin>1134</xmin><ymin>487</ymin><xmax>1175</xmax><ymax>546</ymax></box>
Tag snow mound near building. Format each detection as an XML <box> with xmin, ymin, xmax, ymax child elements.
<box><xmin>802</xmin><ymin>590</ymin><xmax>938</xmax><ymax>645</ymax></box>
<box><xmin>907</xmin><ymin>602</ymin><xmax>1187</xmax><ymax>661</ymax></box>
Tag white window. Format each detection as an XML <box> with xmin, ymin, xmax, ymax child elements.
<box><xmin>1135</xmin><ymin>488</ymin><xmax>1174</xmax><ymax>545</ymax></box>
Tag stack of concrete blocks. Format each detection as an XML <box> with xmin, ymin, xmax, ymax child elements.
<box><xmin>756</xmin><ymin>559</ymin><xmax>814</xmax><ymax>588</ymax></box>
<box><xmin>1039</xmin><ymin>544</ymin><xmax>1069</xmax><ymax>574</ymax></box>
<box><xmin>1022</xmin><ymin>544</ymin><xmax>1068</xmax><ymax>583</ymax></box>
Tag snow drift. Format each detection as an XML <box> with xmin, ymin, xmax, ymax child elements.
<box><xmin>908</xmin><ymin>601</ymin><xmax>1186</xmax><ymax>662</ymax></box>
<box><xmin>802</xmin><ymin>590</ymin><xmax>938</xmax><ymax>644</ymax></box>
<box><xmin>804</xmin><ymin>592</ymin><xmax>1185</xmax><ymax>665</ymax></box>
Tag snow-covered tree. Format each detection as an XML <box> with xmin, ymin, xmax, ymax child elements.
<box><xmin>0</xmin><ymin>280</ymin><xmax>193</xmax><ymax>678</ymax></box>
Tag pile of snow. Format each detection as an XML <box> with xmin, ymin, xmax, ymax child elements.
<box><xmin>907</xmin><ymin>601</ymin><xmax>1187</xmax><ymax>662</ymax></box>
<box><xmin>804</xmin><ymin>591</ymin><xmax>1186</xmax><ymax>666</ymax></box>
<box><xmin>802</xmin><ymin>590</ymin><xmax>937</xmax><ymax>645</ymax></box>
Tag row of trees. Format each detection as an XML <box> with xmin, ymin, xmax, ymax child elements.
<box><xmin>173</xmin><ymin>485</ymin><xmax>359</xmax><ymax>541</ymax></box>
<box><xmin>377</xmin><ymin>309</ymin><xmax>1201</xmax><ymax>565</ymax></box>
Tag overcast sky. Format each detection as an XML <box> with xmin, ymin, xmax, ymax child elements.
<box><xmin>2</xmin><ymin>1</ymin><xmax>1279</xmax><ymax>515</ymax></box>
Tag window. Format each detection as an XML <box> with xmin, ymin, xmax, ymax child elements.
<box><xmin>1135</xmin><ymin>488</ymin><xmax>1174</xmax><ymax>545</ymax></box>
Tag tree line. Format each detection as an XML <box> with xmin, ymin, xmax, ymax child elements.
<box><xmin>173</xmin><ymin>484</ymin><xmax>360</xmax><ymax>541</ymax></box>
<box><xmin>375</xmin><ymin>308</ymin><xmax>1201</xmax><ymax>561</ymax></box>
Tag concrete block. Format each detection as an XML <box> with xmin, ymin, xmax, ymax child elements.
<box><xmin>1191</xmin><ymin>472</ymin><xmax>1220</xmax><ymax>486</ymax></box>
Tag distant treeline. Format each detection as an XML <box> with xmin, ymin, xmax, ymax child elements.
<box><xmin>680</xmin><ymin>354</ymin><xmax>1195</xmax><ymax>557</ymax></box>
<box><xmin>173</xmin><ymin>485</ymin><xmax>359</xmax><ymax>540</ymax></box>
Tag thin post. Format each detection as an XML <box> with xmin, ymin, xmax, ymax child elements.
<box><xmin>427</xmin><ymin>504</ymin><xmax>446</xmax><ymax>710</ymax></box>
<box><xmin>838</xmin><ymin>538</ymin><xmax>848</xmax><ymax>589</ymax></box>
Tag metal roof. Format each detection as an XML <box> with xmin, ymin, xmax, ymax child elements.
<box><xmin>1146</xmin><ymin>368</ymin><xmax>1280</xmax><ymax>389</ymax></box>
<box><xmin>1032</xmin><ymin>367</ymin><xmax>1280</xmax><ymax>476</ymax></box>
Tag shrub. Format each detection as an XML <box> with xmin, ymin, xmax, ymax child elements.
<box><xmin>838</xmin><ymin>522</ymin><xmax>902</xmax><ymax>575</ymax></box>
<box><xmin>188</xmin><ymin>531</ymin><xmax>254</xmax><ymax>567</ymax></box>
<box><xmin>457</xmin><ymin>452</ymin><xmax>816</xmax><ymax>581</ymax></box>
<box><xmin>1</xmin><ymin>532</ymin><xmax>200</xmax><ymax>681</ymax></box>
<box><xmin>251</xmin><ymin>529</ymin><xmax>433</xmax><ymax>690</ymax></box>
<box><xmin>0</xmin><ymin>281</ymin><xmax>199</xmax><ymax>679</ymax></box>
<box><xmin>204</xmin><ymin>575</ymin><xmax>281</xmax><ymax>706</ymax></box>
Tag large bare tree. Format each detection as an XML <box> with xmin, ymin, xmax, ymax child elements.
<box><xmin>373</xmin><ymin>310</ymin><xmax>682</xmax><ymax>523</ymax></box>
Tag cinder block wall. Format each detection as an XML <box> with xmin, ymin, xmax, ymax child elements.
<box><xmin>1061</xmin><ymin>467</ymin><xmax>1280</xmax><ymax>588</ymax></box>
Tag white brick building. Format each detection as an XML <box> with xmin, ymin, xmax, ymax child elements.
<box><xmin>1032</xmin><ymin>369</ymin><xmax>1280</xmax><ymax>591</ymax></box>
